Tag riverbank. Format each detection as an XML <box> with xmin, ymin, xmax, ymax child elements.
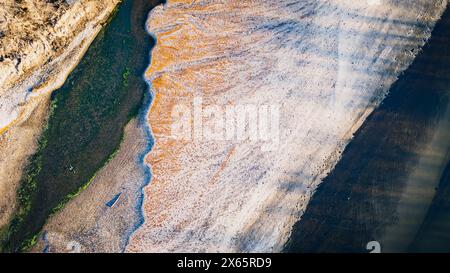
<box><xmin>1</xmin><ymin>0</ymin><xmax>157</xmax><ymax>251</ymax></box>
<box><xmin>29</xmin><ymin>0</ymin><xmax>162</xmax><ymax>253</ymax></box>
<box><xmin>0</xmin><ymin>0</ymin><xmax>120</xmax><ymax>238</ymax></box>
<box><xmin>127</xmin><ymin>0</ymin><xmax>447</xmax><ymax>252</ymax></box>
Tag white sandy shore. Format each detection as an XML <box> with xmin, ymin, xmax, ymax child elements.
<box><xmin>125</xmin><ymin>0</ymin><xmax>448</xmax><ymax>252</ymax></box>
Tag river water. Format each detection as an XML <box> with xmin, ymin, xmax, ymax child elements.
<box><xmin>4</xmin><ymin>0</ymin><xmax>160</xmax><ymax>252</ymax></box>
<box><xmin>286</xmin><ymin>5</ymin><xmax>450</xmax><ymax>253</ymax></box>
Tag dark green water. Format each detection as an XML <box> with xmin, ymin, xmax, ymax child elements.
<box><xmin>285</xmin><ymin>6</ymin><xmax>450</xmax><ymax>253</ymax></box>
<box><xmin>410</xmin><ymin>159</ymin><xmax>450</xmax><ymax>252</ymax></box>
<box><xmin>2</xmin><ymin>0</ymin><xmax>161</xmax><ymax>252</ymax></box>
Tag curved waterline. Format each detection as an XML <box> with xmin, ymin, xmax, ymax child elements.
<box><xmin>123</xmin><ymin>1</ymin><xmax>166</xmax><ymax>252</ymax></box>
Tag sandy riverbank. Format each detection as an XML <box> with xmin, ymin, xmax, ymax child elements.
<box><xmin>126</xmin><ymin>0</ymin><xmax>447</xmax><ymax>252</ymax></box>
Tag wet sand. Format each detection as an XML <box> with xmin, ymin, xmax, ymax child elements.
<box><xmin>31</xmin><ymin>118</ymin><xmax>150</xmax><ymax>253</ymax></box>
<box><xmin>2</xmin><ymin>0</ymin><xmax>159</xmax><ymax>251</ymax></box>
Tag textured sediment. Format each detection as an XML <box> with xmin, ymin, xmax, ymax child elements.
<box><xmin>126</xmin><ymin>0</ymin><xmax>447</xmax><ymax>252</ymax></box>
<box><xmin>31</xmin><ymin>118</ymin><xmax>149</xmax><ymax>253</ymax></box>
<box><xmin>2</xmin><ymin>0</ymin><xmax>447</xmax><ymax>253</ymax></box>
<box><xmin>0</xmin><ymin>0</ymin><xmax>119</xmax><ymax>233</ymax></box>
